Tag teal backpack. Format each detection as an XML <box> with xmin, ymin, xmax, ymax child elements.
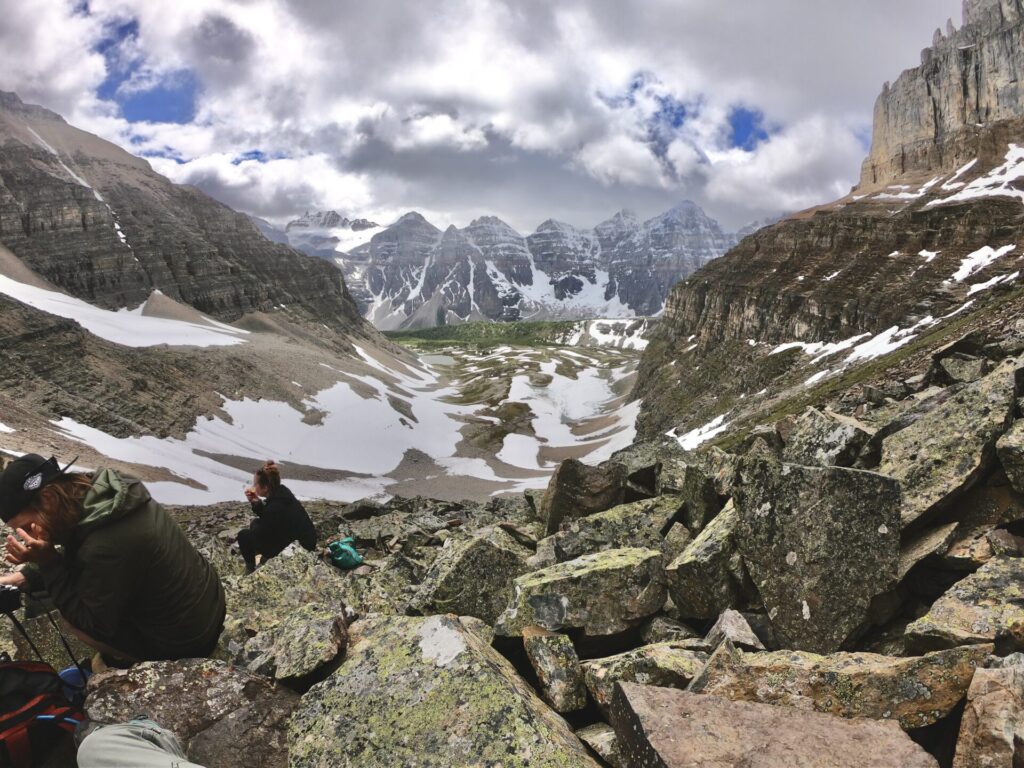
<box><xmin>328</xmin><ymin>537</ymin><xmax>364</xmax><ymax>569</ymax></box>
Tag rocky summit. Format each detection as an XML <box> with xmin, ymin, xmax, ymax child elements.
<box><xmin>330</xmin><ymin>203</ymin><xmax>737</xmax><ymax>330</ymax></box>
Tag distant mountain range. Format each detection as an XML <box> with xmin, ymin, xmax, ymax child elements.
<box><xmin>262</xmin><ymin>202</ymin><xmax>755</xmax><ymax>330</ymax></box>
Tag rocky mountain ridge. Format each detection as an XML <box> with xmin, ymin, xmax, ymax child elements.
<box><xmin>634</xmin><ymin>0</ymin><xmax>1024</xmax><ymax>441</ymax></box>
<box><xmin>0</xmin><ymin>91</ymin><xmax>364</xmax><ymax>330</ymax></box>
<box><xmin>861</xmin><ymin>0</ymin><xmax>1024</xmax><ymax>188</ymax></box>
<box><xmin>328</xmin><ymin>201</ymin><xmax>736</xmax><ymax>330</ymax></box>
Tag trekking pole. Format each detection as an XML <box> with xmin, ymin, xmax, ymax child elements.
<box><xmin>43</xmin><ymin>611</ymin><xmax>87</xmax><ymax>688</ymax></box>
<box><xmin>4</xmin><ymin>611</ymin><xmax>46</xmax><ymax>665</ymax></box>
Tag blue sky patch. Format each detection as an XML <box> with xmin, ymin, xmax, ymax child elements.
<box><xmin>94</xmin><ymin>14</ymin><xmax>199</xmax><ymax>124</ymax></box>
<box><xmin>728</xmin><ymin>107</ymin><xmax>771</xmax><ymax>151</ymax></box>
<box><xmin>233</xmin><ymin>150</ymin><xmax>276</xmax><ymax>165</ymax></box>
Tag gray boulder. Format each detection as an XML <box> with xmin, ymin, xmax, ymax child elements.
<box><xmin>216</xmin><ymin>544</ymin><xmax>349</xmax><ymax>681</ymax></box>
<box><xmin>782</xmin><ymin>407</ymin><xmax>873</xmax><ymax>467</ymax></box>
<box><xmin>905</xmin><ymin>556</ymin><xmax>1024</xmax><ymax>652</ymax></box>
<box><xmin>547</xmin><ymin>496</ymin><xmax>684</xmax><ymax>563</ymax></box>
<box><xmin>582</xmin><ymin>642</ymin><xmax>708</xmax><ymax>712</ymax></box>
<box><xmin>879</xmin><ymin>358</ymin><xmax>1019</xmax><ymax>528</ymax></box>
<box><xmin>85</xmin><ymin>659</ymin><xmax>298</xmax><ymax>768</ymax></box>
<box><xmin>495</xmin><ymin>548</ymin><xmax>666</xmax><ymax>637</ymax></box>
<box><xmin>610</xmin><ymin>684</ymin><xmax>939</xmax><ymax>768</ymax></box>
<box><xmin>522</xmin><ymin>626</ymin><xmax>587</xmax><ymax>713</ymax></box>
<box><xmin>705</xmin><ymin>609</ymin><xmax>765</xmax><ymax>651</ymax></box>
<box><xmin>576</xmin><ymin>723</ymin><xmax>626</xmax><ymax>768</ymax></box>
<box><xmin>997</xmin><ymin>418</ymin><xmax>1024</xmax><ymax>494</ymax></box>
<box><xmin>690</xmin><ymin>640</ymin><xmax>990</xmax><ymax>729</ymax></box>
<box><xmin>409</xmin><ymin>527</ymin><xmax>529</xmax><ymax>624</ymax></box>
<box><xmin>733</xmin><ymin>459</ymin><xmax>900</xmax><ymax>653</ymax></box>
<box><xmin>288</xmin><ymin>615</ymin><xmax>599</xmax><ymax>767</ymax></box>
<box><xmin>539</xmin><ymin>458</ymin><xmax>629</xmax><ymax>534</ymax></box>
<box><xmin>665</xmin><ymin>499</ymin><xmax>747</xmax><ymax>620</ymax></box>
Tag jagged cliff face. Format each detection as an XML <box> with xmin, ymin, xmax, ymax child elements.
<box><xmin>861</xmin><ymin>0</ymin><xmax>1024</xmax><ymax>188</ymax></box>
<box><xmin>340</xmin><ymin>202</ymin><xmax>735</xmax><ymax>330</ymax></box>
<box><xmin>634</xmin><ymin>0</ymin><xmax>1024</xmax><ymax>440</ymax></box>
<box><xmin>0</xmin><ymin>92</ymin><xmax>364</xmax><ymax>329</ymax></box>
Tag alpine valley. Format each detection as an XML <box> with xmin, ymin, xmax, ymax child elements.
<box><xmin>261</xmin><ymin>201</ymin><xmax>739</xmax><ymax>330</ymax></box>
<box><xmin>2</xmin><ymin>1</ymin><xmax>1024</xmax><ymax>767</ymax></box>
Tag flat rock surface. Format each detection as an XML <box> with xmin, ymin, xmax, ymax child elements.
<box><xmin>733</xmin><ymin>459</ymin><xmax>900</xmax><ymax>653</ymax></box>
<box><xmin>906</xmin><ymin>556</ymin><xmax>1024</xmax><ymax>652</ymax></box>
<box><xmin>85</xmin><ymin>659</ymin><xmax>298</xmax><ymax>768</ymax></box>
<box><xmin>495</xmin><ymin>547</ymin><xmax>666</xmax><ymax>637</ymax></box>
<box><xmin>288</xmin><ymin>614</ymin><xmax>599</xmax><ymax>767</ymax></box>
<box><xmin>610</xmin><ymin>683</ymin><xmax>938</xmax><ymax>768</ymax></box>
<box><xmin>879</xmin><ymin>359</ymin><xmax>1018</xmax><ymax>528</ymax></box>
<box><xmin>689</xmin><ymin>641</ymin><xmax>991</xmax><ymax>729</ymax></box>
<box><xmin>582</xmin><ymin>642</ymin><xmax>707</xmax><ymax>711</ymax></box>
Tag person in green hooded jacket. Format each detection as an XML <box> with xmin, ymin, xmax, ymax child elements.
<box><xmin>0</xmin><ymin>454</ymin><xmax>225</xmax><ymax>663</ymax></box>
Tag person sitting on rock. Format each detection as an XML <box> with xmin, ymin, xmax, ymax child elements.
<box><xmin>0</xmin><ymin>454</ymin><xmax>226</xmax><ymax>665</ymax></box>
<box><xmin>238</xmin><ymin>460</ymin><xmax>317</xmax><ymax>572</ymax></box>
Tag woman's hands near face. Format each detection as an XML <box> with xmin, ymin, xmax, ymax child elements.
<box><xmin>244</xmin><ymin>487</ymin><xmax>259</xmax><ymax>503</ymax></box>
<box><xmin>0</xmin><ymin>571</ymin><xmax>27</xmax><ymax>589</ymax></box>
<box><xmin>5</xmin><ymin>524</ymin><xmax>56</xmax><ymax>565</ymax></box>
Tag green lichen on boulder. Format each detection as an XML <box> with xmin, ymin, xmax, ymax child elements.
<box><xmin>288</xmin><ymin>615</ymin><xmax>599</xmax><ymax>767</ymax></box>
<box><xmin>665</xmin><ymin>500</ymin><xmax>746</xmax><ymax>620</ymax></box>
<box><xmin>689</xmin><ymin>640</ymin><xmax>991</xmax><ymax>729</ymax></box>
<box><xmin>409</xmin><ymin>527</ymin><xmax>530</xmax><ymax>624</ymax></box>
<box><xmin>549</xmin><ymin>496</ymin><xmax>683</xmax><ymax>562</ymax></box>
<box><xmin>782</xmin><ymin>406</ymin><xmax>873</xmax><ymax>467</ymax></box>
<box><xmin>879</xmin><ymin>358</ymin><xmax>1018</xmax><ymax>528</ymax></box>
<box><xmin>216</xmin><ymin>545</ymin><xmax>349</xmax><ymax>681</ymax></box>
<box><xmin>997</xmin><ymin>418</ymin><xmax>1024</xmax><ymax>494</ymax></box>
<box><xmin>905</xmin><ymin>556</ymin><xmax>1024</xmax><ymax>652</ymax></box>
<box><xmin>495</xmin><ymin>548</ymin><xmax>666</xmax><ymax>637</ymax></box>
<box><xmin>523</xmin><ymin>627</ymin><xmax>587</xmax><ymax>713</ymax></box>
<box><xmin>582</xmin><ymin>642</ymin><xmax>707</xmax><ymax>712</ymax></box>
<box><xmin>733</xmin><ymin>459</ymin><xmax>900</xmax><ymax>653</ymax></box>
<box><xmin>85</xmin><ymin>659</ymin><xmax>298</xmax><ymax>768</ymax></box>
<box><xmin>539</xmin><ymin>458</ymin><xmax>629</xmax><ymax>535</ymax></box>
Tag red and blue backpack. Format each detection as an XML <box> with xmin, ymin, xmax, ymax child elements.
<box><xmin>0</xmin><ymin>659</ymin><xmax>83</xmax><ymax>768</ymax></box>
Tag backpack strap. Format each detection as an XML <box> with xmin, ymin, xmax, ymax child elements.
<box><xmin>2</xmin><ymin>727</ymin><xmax>30</xmax><ymax>767</ymax></box>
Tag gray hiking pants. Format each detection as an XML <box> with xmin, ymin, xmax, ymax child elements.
<box><xmin>76</xmin><ymin>719</ymin><xmax>205</xmax><ymax>768</ymax></box>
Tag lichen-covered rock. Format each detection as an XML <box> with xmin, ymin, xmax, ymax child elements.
<box><xmin>665</xmin><ymin>499</ymin><xmax>746</xmax><ymax>620</ymax></box>
<box><xmin>952</xmin><ymin>662</ymin><xmax>1024</xmax><ymax>768</ymax></box>
<box><xmin>522</xmin><ymin>626</ymin><xmax>587</xmax><ymax>713</ymax></box>
<box><xmin>576</xmin><ymin>723</ymin><xmax>626</xmax><ymax>768</ymax></box>
<box><xmin>341</xmin><ymin>552</ymin><xmax>423</xmax><ymax>616</ymax></box>
<box><xmin>938</xmin><ymin>474</ymin><xmax>1024</xmax><ymax>570</ymax></box>
<box><xmin>610</xmin><ymin>683</ymin><xmax>939</xmax><ymax>768</ymax></box>
<box><xmin>782</xmin><ymin>407</ymin><xmax>873</xmax><ymax>467</ymax></box>
<box><xmin>495</xmin><ymin>548</ymin><xmax>666</xmax><ymax>637</ymax></box>
<box><xmin>288</xmin><ymin>615</ymin><xmax>599</xmax><ymax>767</ymax></box>
<box><xmin>640</xmin><ymin>616</ymin><xmax>701</xmax><ymax>644</ymax></box>
<box><xmin>409</xmin><ymin>527</ymin><xmax>529</xmax><ymax>624</ymax></box>
<box><xmin>582</xmin><ymin>642</ymin><xmax>707</xmax><ymax>711</ymax></box>
<box><xmin>85</xmin><ymin>659</ymin><xmax>298</xmax><ymax>768</ymax></box>
<box><xmin>733</xmin><ymin>459</ymin><xmax>900</xmax><ymax>653</ymax></box>
<box><xmin>705</xmin><ymin>609</ymin><xmax>765</xmax><ymax>651</ymax></box>
<box><xmin>880</xmin><ymin>359</ymin><xmax>1018</xmax><ymax>528</ymax></box>
<box><xmin>905</xmin><ymin>556</ymin><xmax>1024</xmax><ymax>652</ymax></box>
<box><xmin>664</xmin><ymin>463</ymin><xmax>720</xmax><ymax>532</ymax></box>
<box><xmin>217</xmin><ymin>544</ymin><xmax>348</xmax><ymax>681</ymax></box>
<box><xmin>548</xmin><ymin>496</ymin><xmax>683</xmax><ymax>563</ymax></box>
<box><xmin>689</xmin><ymin>641</ymin><xmax>991</xmax><ymax>729</ymax></box>
<box><xmin>997</xmin><ymin>418</ymin><xmax>1024</xmax><ymax>494</ymax></box>
<box><xmin>539</xmin><ymin>458</ymin><xmax>629</xmax><ymax>534</ymax></box>
<box><xmin>899</xmin><ymin>522</ymin><xmax>959</xmax><ymax>580</ymax></box>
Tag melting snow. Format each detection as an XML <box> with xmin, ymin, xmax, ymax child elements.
<box><xmin>968</xmin><ymin>270</ymin><xmax>1020</xmax><ymax>295</ymax></box>
<box><xmin>919</xmin><ymin>250</ymin><xmax>939</xmax><ymax>263</ymax></box>
<box><xmin>0</xmin><ymin>423</ymin><xmax>14</xmax><ymax>434</ymax></box>
<box><xmin>929</xmin><ymin>146</ymin><xmax>1024</xmax><ymax>207</ymax></box>
<box><xmin>0</xmin><ymin>276</ymin><xmax>247</xmax><ymax>348</ymax></box>
<box><xmin>671</xmin><ymin>414</ymin><xmax>730</xmax><ymax>451</ymax></box>
<box><xmin>950</xmin><ymin>244</ymin><xmax>1016</xmax><ymax>282</ymax></box>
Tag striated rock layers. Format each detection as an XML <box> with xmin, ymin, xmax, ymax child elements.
<box><xmin>0</xmin><ymin>91</ymin><xmax>363</xmax><ymax>329</ymax></box>
<box><xmin>862</xmin><ymin>0</ymin><xmax>1024</xmax><ymax>188</ymax></box>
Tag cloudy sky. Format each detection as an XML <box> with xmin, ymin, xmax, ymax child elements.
<box><xmin>0</xmin><ymin>0</ymin><xmax>963</xmax><ymax>232</ymax></box>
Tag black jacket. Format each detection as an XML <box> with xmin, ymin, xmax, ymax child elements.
<box><xmin>248</xmin><ymin>484</ymin><xmax>317</xmax><ymax>557</ymax></box>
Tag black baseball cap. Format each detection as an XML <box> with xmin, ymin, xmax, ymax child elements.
<box><xmin>0</xmin><ymin>454</ymin><xmax>76</xmax><ymax>523</ymax></box>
